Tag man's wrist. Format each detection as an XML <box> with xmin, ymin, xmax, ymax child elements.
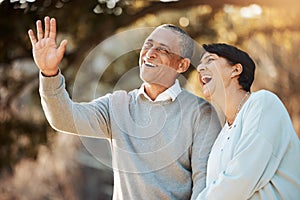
<box><xmin>41</xmin><ymin>69</ymin><xmax>59</xmax><ymax>77</ymax></box>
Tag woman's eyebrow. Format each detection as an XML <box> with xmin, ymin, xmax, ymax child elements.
<box><xmin>199</xmin><ymin>54</ymin><xmax>213</xmax><ymax>64</ymax></box>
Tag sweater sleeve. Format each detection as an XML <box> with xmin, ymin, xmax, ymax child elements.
<box><xmin>196</xmin><ymin>90</ymin><xmax>292</xmax><ymax>200</ymax></box>
<box><xmin>190</xmin><ymin>101</ymin><xmax>221</xmax><ymax>200</ymax></box>
<box><xmin>39</xmin><ymin>71</ymin><xmax>111</xmax><ymax>139</ymax></box>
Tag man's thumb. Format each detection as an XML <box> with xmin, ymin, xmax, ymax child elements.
<box><xmin>57</xmin><ymin>39</ymin><xmax>67</xmax><ymax>59</ymax></box>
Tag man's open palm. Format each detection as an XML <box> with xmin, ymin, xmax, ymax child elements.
<box><xmin>28</xmin><ymin>16</ymin><xmax>67</xmax><ymax>76</ymax></box>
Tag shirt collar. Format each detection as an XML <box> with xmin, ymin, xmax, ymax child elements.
<box><xmin>137</xmin><ymin>79</ymin><xmax>182</xmax><ymax>102</ymax></box>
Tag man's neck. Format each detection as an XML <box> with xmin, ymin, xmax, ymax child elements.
<box><xmin>144</xmin><ymin>83</ymin><xmax>168</xmax><ymax>101</ymax></box>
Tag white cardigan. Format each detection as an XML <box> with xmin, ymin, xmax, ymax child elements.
<box><xmin>197</xmin><ymin>90</ymin><xmax>300</xmax><ymax>200</ymax></box>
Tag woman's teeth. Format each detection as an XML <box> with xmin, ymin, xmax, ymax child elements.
<box><xmin>201</xmin><ymin>75</ymin><xmax>212</xmax><ymax>85</ymax></box>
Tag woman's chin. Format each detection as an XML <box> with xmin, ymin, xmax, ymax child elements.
<box><xmin>202</xmin><ymin>88</ymin><xmax>212</xmax><ymax>100</ymax></box>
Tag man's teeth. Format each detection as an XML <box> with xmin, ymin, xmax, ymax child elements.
<box><xmin>145</xmin><ymin>62</ymin><xmax>156</xmax><ymax>67</ymax></box>
<box><xmin>201</xmin><ymin>75</ymin><xmax>212</xmax><ymax>84</ymax></box>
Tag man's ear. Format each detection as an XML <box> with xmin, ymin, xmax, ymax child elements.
<box><xmin>231</xmin><ymin>63</ymin><xmax>243</xmax><ymax>78</ymax></box>
<box><xmin>177</xmin><ymin>58</ymin><xmax>190</xmax><ymax>73</ymax></box>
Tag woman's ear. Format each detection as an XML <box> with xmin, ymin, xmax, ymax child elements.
<box><xmin>231</xmin><ymin>63</ymin><xmax>243</xmax><ymax>78</ymax></box>
<box><xmin>177</xmin><ymin>58</ymin><xmax>191</xmax><ymax>73</ymax></box>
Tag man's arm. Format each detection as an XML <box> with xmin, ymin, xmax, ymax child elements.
<box><xmin>29</xmin><ymin>17</ymin><xmax>111</xmax><ymax>138</ymax></box>
<box><xmin>190</xmin><ymin>102</ymin><xmax>221</xmax><ymax>200</ymax></box>
<box><xmin>39</xmin><ymin>71</ymin><xmax>111</xmax><ymax>138</ymax></box>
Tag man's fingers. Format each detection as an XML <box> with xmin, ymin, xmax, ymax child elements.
<box><xmin>57</xmin><ymin>39</ymin><xmax>67</xmax><ymax>60</ymax></box>
<box><xmin>36</xmin><ymin>20</ymin><xmax>44</xmax><ymax>40</ymax></box>
<box><xmin>28</xmin><ymin>29</ymin><xmax>37</xmax><ymax>46</ymax></box>
<box><xmin>49</xmin><ymin>18</ymin><xmax>56</xmax><ymax>40</ymax></box>
<box><xmin>44</xmin><ymin>16</ymin><xmax>50</xmax><ymax>38</ymax></box>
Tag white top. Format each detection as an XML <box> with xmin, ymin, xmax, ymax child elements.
<box><xmin>196</xmin><ymin>90</ymin><xmax>300</xmax><ymax>200</ymax></box>
<box><xmin>137</xmin><ymin>79</ymin><xmax>181</xmax><ymax>102</ymax></box>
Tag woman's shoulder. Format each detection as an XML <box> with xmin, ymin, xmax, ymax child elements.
<box><xmin>250</xmin><ymin>89</ymin><xmax>281</xmax><ymax>105</ymax></box>
<box><xmin>252</xmin><ymin>89</ymin><xmax>278</xmax><ymax>99</ymax></box>
<box><xmin>247</xmin><ymin>89</ymin><xmax>288</xmax><ymax>118</ymax></box>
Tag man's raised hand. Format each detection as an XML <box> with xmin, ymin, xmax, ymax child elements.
<box><xmin>28</xmin><ymin>16</ymin><xmax>67</xmax><ymax>76</ymax></box>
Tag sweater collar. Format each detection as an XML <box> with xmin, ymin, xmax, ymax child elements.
<box><xmin>137</xmin><ymin>79</ymin><xmax>182</xmax><ymax>102</ymax></box>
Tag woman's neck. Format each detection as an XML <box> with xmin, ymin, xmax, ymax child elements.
<box><xmin>225</xmin><ymin>89</ymin><xmax>250</xmax><ymax>125</ymax></box>
<box><xmin>213</xmin><ymin>88</ymin><xmax>250</xmax><ymax>126</ymax></box>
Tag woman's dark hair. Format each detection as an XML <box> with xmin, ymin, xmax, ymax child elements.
<box><xmin>202</xmin><ymin>43</ymin><xmax>255</xmax><ymax>92</ymax></box>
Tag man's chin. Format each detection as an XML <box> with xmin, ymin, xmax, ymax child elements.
<box><xmin>140</xmin><ymin>77</ymin><xmax>174</xmax><ymax>88</ymax></box>
<box><xmin>140</xmin><ymin>67</ymin><xmax>178</xmax><ymax>88</ymax></box>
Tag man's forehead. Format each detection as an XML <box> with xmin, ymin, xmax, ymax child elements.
<box><xmin>146</xmin><ymin>28</ymin><xmax>180</xmax><ymax>48</ymax></box>
<box><xmin>148</xmin><ymin>28</ymin><xmax>179</xmax><ymax>42</ymax></box>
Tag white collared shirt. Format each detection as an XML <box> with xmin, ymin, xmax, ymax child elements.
<box><xmin>137</xmin><ymin>79</ymin><xmax>182</xmax><ymax>102</ymax></box>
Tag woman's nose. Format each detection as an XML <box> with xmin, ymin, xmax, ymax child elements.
<box><xmin>197</xmin><ymin>63</ymin><xmax>206</xmax><ymax>72</ymax></box>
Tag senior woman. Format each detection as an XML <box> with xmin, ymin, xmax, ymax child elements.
<box><xmin>196</xmin><ymin>43</ymin><xmax>300</xmax><ymax>200</ymax></box>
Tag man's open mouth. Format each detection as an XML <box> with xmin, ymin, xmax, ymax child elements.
<box><xmin>144</xmin><ymin>61</ymin><xmax>157</xmax><ymax>68</ymax></box>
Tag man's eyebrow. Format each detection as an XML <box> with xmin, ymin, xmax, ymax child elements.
<box><xmin>145</xmin><ymin>39</ymin><xmax>171</xmax><ymax>50</ymax></box>
<box><xmin>145</xmin><ymin>39</ymin><xmax>153</xmax><ymax>43</ymax></box>
<box><xmin>159</xmin><ymin>43</ymin><xmax>171</xmax><ymax>50</ymax></box>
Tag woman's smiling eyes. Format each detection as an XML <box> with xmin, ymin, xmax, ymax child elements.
<box><xmin>199</xmin><ymin>56</ymin><xmax>216</xmax><ymax>66</ymax></box>
<box><xmin>206</xmin><ymin>56</ymin><xmax>215</xmax><ymax>64</ymax></box>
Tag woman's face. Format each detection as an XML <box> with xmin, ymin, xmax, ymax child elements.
<box><xmin>197</xmin><ymin>52</ymin><xmax>233</xmax><ymax>100</ymax></box>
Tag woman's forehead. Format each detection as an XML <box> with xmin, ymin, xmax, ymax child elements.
<box><xmin>201</xmin><ymin>52</ymin><xmax>218</xmax><ymax>60</ymax></box>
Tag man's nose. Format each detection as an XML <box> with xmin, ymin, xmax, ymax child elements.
<box><xmin>146</xmin><ymin>48</ymin><xmax>157</xmax><ymax>59</ymax></box>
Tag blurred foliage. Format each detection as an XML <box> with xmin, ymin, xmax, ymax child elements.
<box><xmin>0</xmin><ymin>0</ymin><xmax>300</xmax><ymax>199</ymax></box>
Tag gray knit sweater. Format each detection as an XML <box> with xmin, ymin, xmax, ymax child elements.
<box><xmin>39</xmin><ymin>72</ymin><xmax>221</xmax><ymax>200</ymax></box>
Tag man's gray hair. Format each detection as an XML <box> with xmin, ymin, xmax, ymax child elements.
<box><xmin>158</xmin><ymin>24</ymin><xmax>194</xmax><ymax>59</ymax></box>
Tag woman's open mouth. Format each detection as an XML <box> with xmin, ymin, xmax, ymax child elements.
<box><xmin>201</xmin><ymin>75</ymin><xmax>212</xmax><ymax>85</ymax></box>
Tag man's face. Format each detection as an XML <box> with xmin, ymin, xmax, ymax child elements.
<box><xmin>139</xmin><ymin>27</ymin><xmax>183</xmax><ymax>87</ymax></box>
